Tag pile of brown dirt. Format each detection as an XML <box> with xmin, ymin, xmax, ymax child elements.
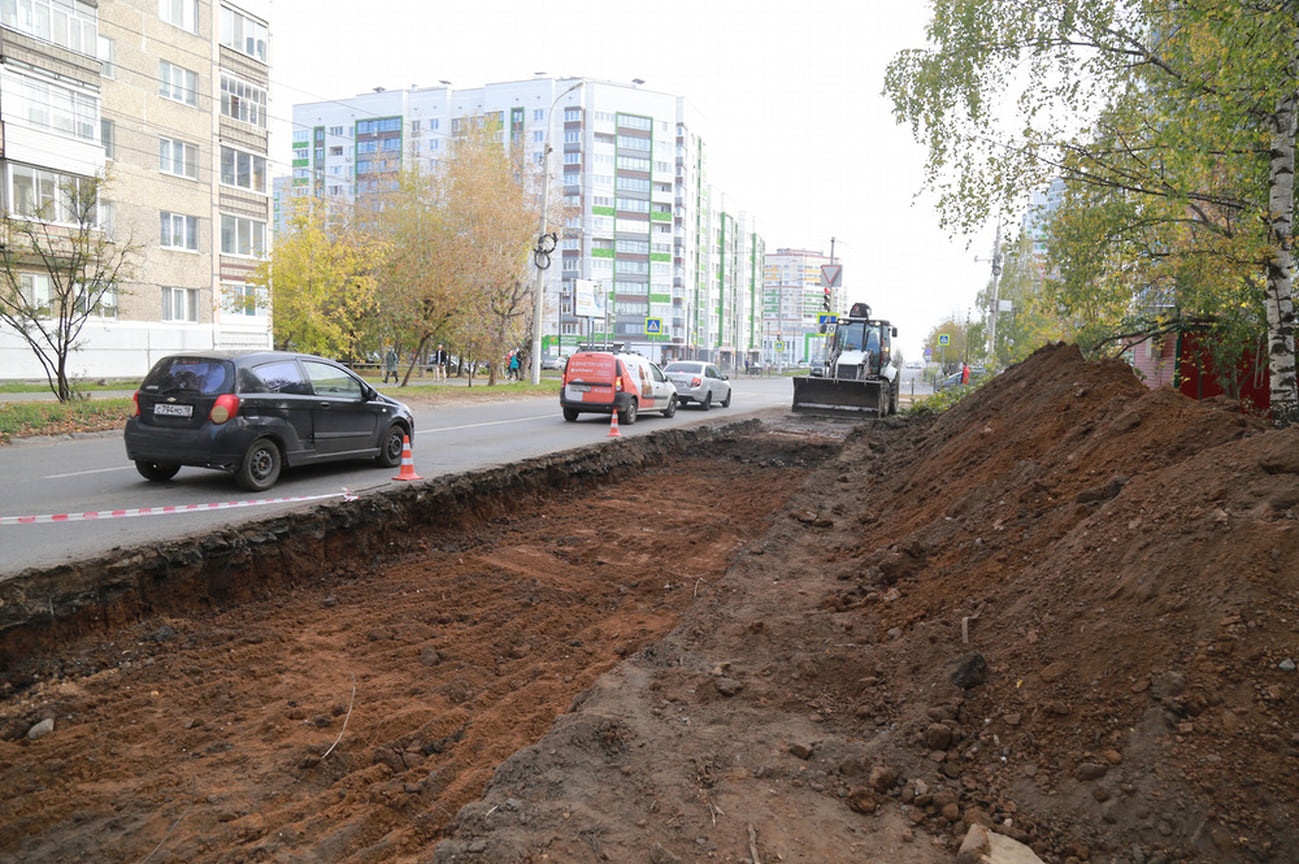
<box><xmin>3</xmin><ymin>343</ymin><xmax>1297</xmax><ymax>864</ymax></box>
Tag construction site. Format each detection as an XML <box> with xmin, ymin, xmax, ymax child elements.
<box><xmin>1</xmin><ymin>342</ymin><xmax>1297</xmax><ymax>864</ymax></box>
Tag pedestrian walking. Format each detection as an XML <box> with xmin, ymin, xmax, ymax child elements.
<box><xmin>432</xmin><ymin>343</ymin><xmax>448</xmax><ymax>381</ymax></box>
<box><xmin>383</xmin><ymin>347</ymin><xmax>399</xmax><ymax>384</ymax></box>
<box><xmin>507</xmin><ymin>350</ymin><xmax>521</xmax><ymax>381</ymax></box>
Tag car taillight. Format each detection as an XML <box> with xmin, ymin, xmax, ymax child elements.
<box><xmin>561</xmin><ymin>372</ymin><xmax>568</xmax><ymax>386</ymax></box>
<box><xmin>131</xmin><ymin>391</ymin><xmax>140</xmax><ymax>417</ymax></box>
<box><xmin>209</xmin><ymin>393</ymin><xmax>239</xmax><ymax>424</ymax></box>
<box><xmin>690</xmin><ymin>377</ymin><xmax>702</xmax><ymax>387</ymax></box>
<box><xmin>615</xmin><ymin>375</ymin><xmax>624</xmax><ymax>392</ymax></box>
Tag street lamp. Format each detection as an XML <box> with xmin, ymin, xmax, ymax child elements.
<box><xmin>529</xmin><ymin>79</ymin><xmax>584</xmax><ymax>385</ymax></box>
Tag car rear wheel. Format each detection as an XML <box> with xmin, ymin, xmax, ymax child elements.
<box><xmin>721</xmin><ymin>388</ymin><xmax>731</xmax><ymax>408</ymax></box>
<box><xmin>700</xmin><ymin>392</ymin><xmax>712</xmax><ymax>411</ymax></box>
<box><xmin>619</xmin><ymin>398</ymin><xmax>638</xmax><ymax>425</ymax></box>
<box><xmin>236</xmin><ymin>437</ymin><xmax>282</xmax><ymax>492</ymax></box>
<box><xmin>562</xmin><ymin>407</ymin><xmax>579</xmax><ymax>422</ymax></box>
<box><xmin>663</xmin><ymin>395</ymin><xmax>678</xmax><ymax>418</ymax></box>
<box><xmin>135</xmin><ymin>461</ymin><xmax>180</xmax><ymax>482</ymax></box>
<box><xmin>375</xmin><ymin>423</ymin><xmax>406</xmax><ymax>467</ymax></box>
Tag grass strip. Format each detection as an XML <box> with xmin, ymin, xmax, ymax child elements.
<box><xmin>0</xmin><ymin>399</ymin><xmax>132</xmax><ymax>444</ymax></box>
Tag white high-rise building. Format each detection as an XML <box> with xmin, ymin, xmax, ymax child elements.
<box><xmin>288</xmin><ymin>77</ymin><xmax>763</xmax><ymax>369</ymax></box>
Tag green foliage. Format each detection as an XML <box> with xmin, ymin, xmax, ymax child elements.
<box><xmin>887</xmin><ymin>0</ymin><xmax>1299</xmax><ymax>423</ymax></box>
<box><xmin>249</xmin><ymin>199</ymin><xmax>388</xmax><ymax>361</ymax></box>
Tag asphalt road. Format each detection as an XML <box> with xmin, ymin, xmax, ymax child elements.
<box><xmin>0</xmin><ymin>376</ymin><xmax>798</xmax><ymax>576</ymax></box>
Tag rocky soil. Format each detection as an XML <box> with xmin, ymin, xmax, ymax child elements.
<box><xmin>3</xmin><ymin>343</ymin><xmax>1298</xmax><ymax>864</ymax></box>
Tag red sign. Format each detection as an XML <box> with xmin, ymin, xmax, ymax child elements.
<box><xmin>820</xmin><ymin>264</ymin><xmax>842</xmax><ymax>288</ymax></box>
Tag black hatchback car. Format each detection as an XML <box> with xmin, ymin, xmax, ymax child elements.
<box><xmin>124</xmin><ymin>351</ymin><xmax>415</xmax><ymax>491</ymax></box>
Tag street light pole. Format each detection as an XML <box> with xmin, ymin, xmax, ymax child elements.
<box><xmin>530</xmin><ymin>79</ymin><xmax>584</xmax><ymax>385</ymax></box>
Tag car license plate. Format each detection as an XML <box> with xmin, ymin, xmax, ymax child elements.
<box><xmin>154</xmin><ymin>402</ymin><xmax>193</xmax><ymax>418</ymax></box>
<box><xmin>568</xmin><ymin>383</ymin><xmax>590</xmax><ymax>393</ymax></box>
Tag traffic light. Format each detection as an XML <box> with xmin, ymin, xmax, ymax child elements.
<box><xmin>822</xmin><ymin>287</ymin><xmax>832</xmax><ymax>313</ymax></box>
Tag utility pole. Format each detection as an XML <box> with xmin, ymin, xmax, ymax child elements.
<box><xmin>529</xmin><ymin>80</ymin><xmax>584</xmax><ymax>385</ymax></box>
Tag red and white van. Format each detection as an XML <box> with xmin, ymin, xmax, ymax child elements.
<box><xmin>560</xmin><ymin>350</ymin><xmax>678</xmax><ymax>424</ymax></box>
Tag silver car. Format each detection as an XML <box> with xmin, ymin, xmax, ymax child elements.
<box><xmin>663</xmin><ymin>361</ymin><xmax>731</xmax><ymax>410</ymax></box>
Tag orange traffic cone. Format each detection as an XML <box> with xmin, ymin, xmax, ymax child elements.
<box><xmin>607</xmin><ymin>410</ymin><xmax>622</xmax><ymax>438</ymax></box>
<box><xmin>392</xmin><ymin>435</ymin><xmax>424</xmax><ymax>480</ymax></box>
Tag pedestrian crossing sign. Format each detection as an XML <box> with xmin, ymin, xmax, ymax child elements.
<box><xmin>645</xmin><ymin>317</ymin><xmax>662</xmax><ymax>335</ymax></box>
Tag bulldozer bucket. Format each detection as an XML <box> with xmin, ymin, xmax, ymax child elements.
<box><xmin>791</xmin><ymin>376</ymin><xmax>888</xmax><ymax>415</ymax></box>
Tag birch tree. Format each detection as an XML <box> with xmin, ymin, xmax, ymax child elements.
<box><xmin>0</xmin><ymin>173</ymin><xmax>137</xmax><ymax>402</ymax></box>
<box><xmin>886</xmin><ymin>0</ymin><xmax>1299</xmax><ymax>425</ymax></box>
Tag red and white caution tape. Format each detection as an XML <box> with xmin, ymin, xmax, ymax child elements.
<box><xmin>0</xmin><ymin>489</ymin><xmax>357</xmax><ymax>526</ymax></box>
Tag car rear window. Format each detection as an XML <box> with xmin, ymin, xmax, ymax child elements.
<box><xmin>141</xmin><ymin>357</ymin><xmax>233</xmax><ymax>396</ymax></box>
<box><xmin>664</xmin><ymin>362</ymin><xmax>702</xmax><ymax>373</ymax></box>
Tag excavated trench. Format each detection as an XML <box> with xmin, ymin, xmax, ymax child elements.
<box><xmin>0</xmin><ymin>418</ymin><xmax>843</xmax><ymax>688</ymax></box>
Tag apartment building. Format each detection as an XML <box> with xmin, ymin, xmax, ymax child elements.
<box><xmin>0</xmin><ymin>0</ymin><xmax>272</xmax><ymax>381</ymax></box>
<box><xmin>288</xmin><ymin>76</ymin><xmax>764</xmax><ymax>369</ymax></box>
<box><xmin>763</xmin><ymin>247</ymin><xmax>843</xmax><ymax>365</ymax></box>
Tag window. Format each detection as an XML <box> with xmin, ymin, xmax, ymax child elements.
<box><xmin>99</xmin><ymin>36</ymin><xmax>115</xmax><ymax>78</ymax></box>
<box><xmin>159</xmin><ymin>61</ymin><xmax>198</xmax><ymax>106</ymax></box>
<box><xmin>220</xmin><ymin>74</ymin><xmax>267</xmax><ymax>127</ymax></box>
<box><xmin>2</xmin><ymin>0</ymin><xmax>97</xmax><ymax>54</ymax></box>
<box><xmin>11</xmin><ymin>73</ymin><xmax>98</xmax><ymax>140</ymax></box>
<box><xmin>159</xmin><ymin>0</ymin><xmax>199</xmax><ymax>34</ymax></box>
<box><xmin>564</xmin><ymin>107</ymin><xmax>581</xmax><ymax>122</ymax></box>
<box><xmin>224</xmin><ymin>283</ymin><xmax>261</xmax><ymax>316</ymax></box>
<box><xmin>328</xmin><ymin>125</ymin><xmax>344</xmax><ymax>136</ymax></box>
<box><xmin>221</xmin><ymin>214</ymin><xmax>265</xmax><ymax>257</ymax></box>
<box><xmin>219</xmin><ymin>6</ymin><xmax>266</xmax><ymax>62</ymax></box>
<box><xmin>220</xmin><ymin>146</ymin><xmax>267</xmax><ymax>192</ymax></box>
<box><xmin>617</xmin><ymin>113</ymin><xmax>652</xmax><ymax>131</ymax></box>
<box><xmin>303</xmin><ymin>360</ymin><xmax>362</xmax><ymax>398</ymax></box>
<box><xmin>19</xmin><ymin>273</ymin><xmax>53</xmax><ymax>312</ymax></box>
<box><xmin>82</xmin><ymin>285</ymin><xmax>117</xmax><ymax>318</ymax></box>
<box><xmin>616</xmin><ymin>135</ymin><xmax>651</xmax><ymax>151</ymax></box>
<box><xmin>162</xmin><ymin>286</ymin><xmax>199</xmax><ymax>322</ymax></box>
<box><xmin>101</xmin><ymin>119</ymin><xmax>115</xmax><ymax>159</ymax></box>
<box><xmin>159</xmin><ymin>137</ymin><xmax>199</xmax><ymax>179</ymax></box>
<box><xmin>10</xmin><ymin>165</ymin><xmax>89</xmax><ymax>223</ymax></box>
<box><xmin>160</xmin><ymin>211</ymin><xmax>198</xmax><ymax>250</ymax></box>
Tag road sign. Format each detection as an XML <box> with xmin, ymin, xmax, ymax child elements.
<box><xmin>775</xmin><ymin>341</ymin><xmax>786</xmax><ymax>351</ymax></box>
<box><xmin>938</xmin><ymin>333</ymin><xmax>951</xmax><ymax>346</ymax></box>
<box><xmin>644</xmin><ymin>317</ymin><xmax>662</xmax><ymax>335</ymax></box>
<box><xmin>817</xmin><ymin>313</ymin><xmax>838</xmax><ymax>326</ymax></box>
<box><xmin>820</xmin><ymin>264</ymin><xmax>842</xmax><ymax>288</ymax></box>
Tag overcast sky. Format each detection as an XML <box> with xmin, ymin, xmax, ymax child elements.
<box><xmin>265</xmin><ymin>0</ymin><xmax>999</xmax><ymax>360</ymax></box>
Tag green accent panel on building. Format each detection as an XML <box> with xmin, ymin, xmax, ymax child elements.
<box><xmin>592</xmin><ymin>248</ymin><xmax>615</xmax><ymax>258</ymax></box>
<box><xmin>650</xmin><ymin>211</ymin><xmax>671</xmax><ymax>222</ymax></box>
<box><xmin>292</xmin><ymin>158</ymin><xmax>309</xmax><ymax>168</ymax></box>
<box><xmin>649</xmin><ymin>293</ymin><xmax>672</xmax><ymax>303</ymax></box>
<box><xmin>650</xmin><ymin>252</ymin><xmax>671</xmax><ymax>262</ymax></box>
<box><xmin>592</xmin><ymin>206</ymin><xmax>615</xmax><ymax>216</ymax></box>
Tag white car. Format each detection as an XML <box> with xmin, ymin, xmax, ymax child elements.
<box><xmin>663</xmin><ymin>361</ymin><xmax>731</xmax><ymax>410</ymax></box>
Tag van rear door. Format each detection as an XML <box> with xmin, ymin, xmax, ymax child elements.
<box><xmin>563</xmin><ymin>352</ymin><xmax>618</xmax><ymax>406</ymax></box>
